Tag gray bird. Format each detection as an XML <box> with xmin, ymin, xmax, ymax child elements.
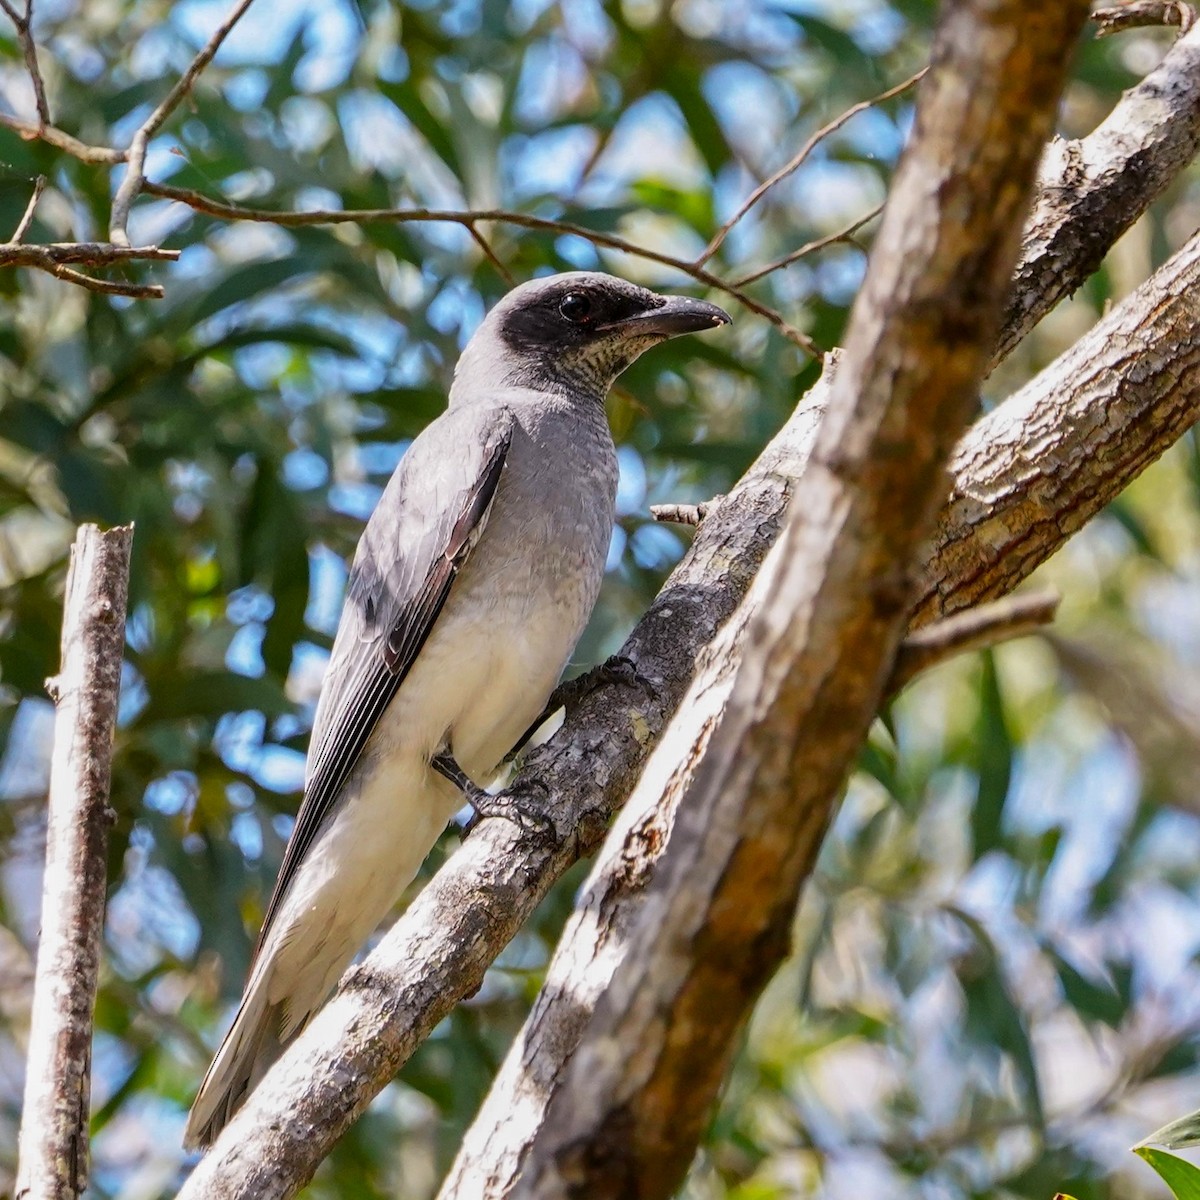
<box><xmin>184</xmin><ymin>271</ymin><xmax>729</xmax><ymax>1149</ymax></box>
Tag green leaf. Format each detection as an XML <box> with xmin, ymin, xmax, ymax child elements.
<box><xmin>971</xmin><ymin>650</ymin><xmax>1012</xmax><ymax>857</ymax></box>
<box><xmin>1135</xmin><ymin>1147</ymin><xmax>1200</xmax><ymax>1199</ymax></box>
<box><xmin>1140</xmin><ymin>1112</ymin><xmax>1200</xmax><ymax>1152</ymax></box>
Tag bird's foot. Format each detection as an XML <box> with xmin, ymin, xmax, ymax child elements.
<box><xmin>460</xmin><ymin>779</ymin><xmax>555</xmax><ymax>843</ymax></box>
<box><xmin>433</xmin><ymin>752</ymin><xmax>556</xmax><ymax>844</ymax></box>
<box><xmin>504</xmin><ymin>654</ymin><xmax>655</xmax><ymax>763</ymax></box>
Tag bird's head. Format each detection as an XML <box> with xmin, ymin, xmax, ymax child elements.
<box><xmin>450</xmin><ymin>271</ymin><xmax>731</xmax><ymax>404</ymax></box>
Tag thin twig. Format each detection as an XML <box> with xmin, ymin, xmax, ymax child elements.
<box><xmin>9</xmin><ymin>174</ymin><xmax>45</xmax><ymax>243</ymax></box>
<box><xmin>466</xmin><ymin>221</ymin><xmax>514</xmax><ymax>286</ymax></box>
<box><xmin>733</xmin><ymin>203</ymin><xmax>884</xmax><ymax>287</ymax></box>
<box><xmin>41</xmin><ymin>265</ymin><xmax>165</xmax><ymax>298</ymax></box>
<box><xmin>142</xmin><ymin>181</ymin><xmax>821</xmax><ymax>354</ymax></box>
<box><xmin>1093</xmin><ymin>1</ymin><xmax>1195</xmax><ymax>36</ymax></box>
<box><xmin>109</xmin><ymin>0</ymin><xmax>258</xmax><ymax>245</ymax></box>
<box><xmin>886</xmin><ymin>588</ymin><xmax>1060</xmax><ymax>697</ymax></box>
<box><xmin>0</xmin><ymin>113</ymin><xmax>126</xmax><ymax>164</ymax></box>
<box><xmin>15</xmin><ymin>524</ymin><xmax>132</xmax><ymax>1200</ymax></box>
<box><xmin>0</xmin><ymin>0</ymin><xmax>51</xmax><ymax>127</ymax></box>
<box><xmin>696</xmin><ymin>68</ymin><xmax>926</xmax><ymax>267</ymax></box>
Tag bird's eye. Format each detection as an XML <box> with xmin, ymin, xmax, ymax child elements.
<box><xmin>558</xmin><ymin>292</ymin><xmax>594</xmax><ymax>325</ymax></box>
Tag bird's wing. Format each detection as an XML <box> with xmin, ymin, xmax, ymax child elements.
<box><xmin>252</xmin><ymin>407</ymin><xmax>513</xmax><ymax>960</ymax></box>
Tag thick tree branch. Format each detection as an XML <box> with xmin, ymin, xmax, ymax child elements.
<box><xmin>916</xmin><ymin>225</ymin><xmax>1200</xmax><ymax>621</ymax></box>
<box><xmin>994</xmin><ymin>18</ymin><xmax>1200</xmax><ymax>364</ymax></box>
<box><xmin>15</xmin><ymin>524</ymin><xmax>132</xmax><ymax>1200</ymax></box>
<box><xmin>176</xmin><ymin>13</ymin><xmax>1200</xmax><ymax>1198</ymax></box>
<box><xmin>488</xmin><ymin>4</ymin><xmax>1087</xmax><ymax>1194</ymax></box>
<box><xmin>441</xmin><ymin>204</ymin><xmax>1200</xmax><ymax>1200</ymax></box>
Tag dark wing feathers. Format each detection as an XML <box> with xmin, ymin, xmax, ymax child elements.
<box><xmin>251</xmin><ymin>415</ymin><xmax>512</xmax><ymax>960</ymax></box>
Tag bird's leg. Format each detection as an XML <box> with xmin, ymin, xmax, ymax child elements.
<box><xmin>431</xmin><ymin>751</ymin><xmax>555</xmax><ymax>842</ymax></box>
<box><xmin>504</xmin><ymin>654</ymin><xmax>654</xmax><ymax>762</ymax></box>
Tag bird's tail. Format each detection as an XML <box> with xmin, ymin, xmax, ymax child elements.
<box><xmin>183</xmin><ymin>963</ymin><xmax>291</xmax><ymax>1151</ymax></box>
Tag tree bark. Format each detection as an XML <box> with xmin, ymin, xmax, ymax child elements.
<box><xmin>442</xmin><ymin>219</ymin><xmax>1200</xmax><ymax>1200</ymax></box>
<box><xmin>16</xmin><ymin>524</ymin><xmax>132</xmax><ymax>1200</ymax></box>
<box><xmin>994</xmin><ymin>19</ymin><xmax>1200</xmax><ymax>365</ymax></box>
<box><xmin>482</xmin><ymin>3</ymin><xmax>1088</xmax><ymax>1195</ymax></box>
<box><xmin>175</xmin><ymin>10</ymin><xmax>1200</xmax><ymax>1195</ymax></box>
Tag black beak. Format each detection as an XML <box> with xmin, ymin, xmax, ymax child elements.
<box><xmin>600</xmin><ymin>295</ymin><xmax>731</xmax><ymax>339</ymax></box>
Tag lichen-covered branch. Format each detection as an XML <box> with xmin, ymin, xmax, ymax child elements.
<box><xmin>15</xmin><ymin>524</ymin><xmax>132</xmax><ymax>1200</ymax></box>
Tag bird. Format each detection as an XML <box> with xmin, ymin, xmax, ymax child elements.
<box><xmin>183</xmin><ymin>271</ymin><xmax>730</xmax><ymax>1149</ymax></box>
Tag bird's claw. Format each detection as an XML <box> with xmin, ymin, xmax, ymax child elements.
<box><xmin>461</xmin><ymin>779</ymin><xmax>556</xmax><ymax>844</ymax></box>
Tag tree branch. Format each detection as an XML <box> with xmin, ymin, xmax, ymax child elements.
<box><xmin>485</xmin><ymin>3</ymin><xmax>1088</xmax><ymax>1193</ymax></box>
<box><xmin>15</xmin><ymin>524</ymin><xmax>132</xmax><ymax>1200</ymax></box>
<box><xmin>108</xmin><ymin>0</ymin><xmax>257</xmax><ymax>246</ymax></box>
<box><xmin>0</xmin><ymin>0</ymin><xmax>50</xmax><ymax>127</ymax></box>
<box><xmin>9</xmin><ymin>173</ymin><xmax>45</xmax><ymax>243</ymax></box>
<box><xmin>886</xmin><ymin>588</ymin><xmax>1060</xmax><ymax>698</ymax></box>
<box><xmin>440</xmin><ymin>205</ymin><xmax>1200</xmax><ymax>1200</ymax></box>
<box><xmin>994</xmin><ymin>17</ymin><xmax>1200</xmax><ymax>364</ymax></box>
<box><xmin>696</xmin><ymin>69</ymin><xmax>925</xmax><ymax>266</ymax></box>
<box><xmin>1092</xmin><ymin>1</ymin><xmax>1196</xmax><ymax>37</ymax></box>
<box><xmin>141</xmin><ymin>183</ymin><xmax>819</xmax><ymax>352</ymax></box>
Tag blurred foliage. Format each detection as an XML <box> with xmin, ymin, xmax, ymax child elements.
<box><xmin>0</xmin><ymin>1</ymin><xmax>1199</xmax><ymax>1197</ymax></box>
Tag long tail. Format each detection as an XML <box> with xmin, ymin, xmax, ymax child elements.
<box><xmin>184</xmin><ymin>758</ymin><xmax>462</xmax><ymax>1148</ymax></box>
<box><xmin>183</xmin><ymin>962</ymin><xmax>291</xmax><ymax>1150</ymax></box>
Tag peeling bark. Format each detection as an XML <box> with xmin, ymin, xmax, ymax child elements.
<box><xmin>16</xmin><ymin>524</ymin><xmax>132</xmax><ymax>1200</ymax></box>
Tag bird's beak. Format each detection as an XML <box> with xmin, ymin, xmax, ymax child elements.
<box><xmin>600</xmin><ymin>296</ymin><xmax>732</xmax><ymax>339</ymax></box>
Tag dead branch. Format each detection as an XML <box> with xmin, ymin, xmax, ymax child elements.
<box><xmin>15</xmin><ymin>524</ymin><xmax>132</xmax><ymax>1200</ymax></box>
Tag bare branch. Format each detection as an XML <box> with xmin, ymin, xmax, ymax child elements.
<box><xmin>1093</xmin><ymin>1</ymin><xmax>1195</xmax><ymax>36</ymax></box>
<box><xmin>142</xmin><ymin>182</ymin><xmax>821</xmax><ymax>354</ymax></box>
<box><xmin>995</xmin><ymin>19</ymin><xmax>1200</xmax><ymax>363</ymax></box>
<box><xmin>0</xmin><ymin>243</ymin><xmax>178</xmax><ymax>266</ymax></box>
<box><xmin>732</xmin><ymin>202</ymin><xmax>883</xmax><ymax>287</ymax></box>
<box><xmin>886</xmin><ymin>589</ymin><xmax>1060</xmax><ymax>697</ymax></box>
<box><xmin>695</xmin><ymin>69</ymin><xmax>925</xmax><ymax>267</ymax></box>
<box><xmin>15</xmin><ymin>524</ymin><xmax>132</xmax><ymax>1200</ymax></box>
<box><xmin>109</xmin><ymin>0</ymin><xmax>258</xmax><ymax>246</ymax></box>
<box><xmin>0</xmin><ymin>243</ymin><xmax>178</xmax><ymax>298</ymax></box>
<box><xmin>0</xmin><ymin>113</ymin><xmax>126</xmax><ymax>164</ymax></box>
<box><xmin>0</xmin><ymin>0</ymin><xmax>51</xmax><ymax>127</ymax></box>
<box><xmin>9</xmin><ymin>174</ymin><xmax>45</xmax><ymax>243</ymax></box>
